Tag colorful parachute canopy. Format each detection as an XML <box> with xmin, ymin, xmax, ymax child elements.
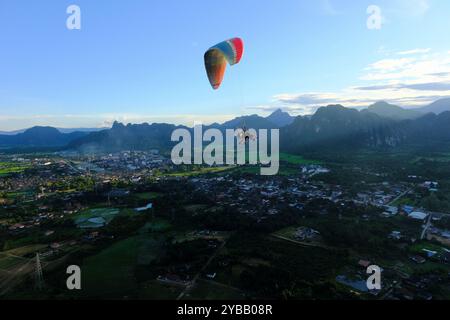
<box><xmin>204</xmin><ymin>38</ymin><xmax>244</xmax><ymax>90</ymax></box>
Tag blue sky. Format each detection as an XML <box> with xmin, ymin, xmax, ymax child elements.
<box><xmin>1</xmin><ymin>0</ymin><xmax>450</xmax><ymax>130</ymax></box>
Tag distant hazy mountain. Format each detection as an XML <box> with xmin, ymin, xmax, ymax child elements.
<box><xmin>266</xmin><ymin>109</ymin><xmax>295</xmax><ymax>127</ymax></box>
<box><xmin>56</xmin><ymin>127</ymin><xmax>108</xmax><ymax>134</ymax></box>
<box><xmin>362</xmin><ymin>101</ymin><xmax>423</xmax><ymax>120</ymax></box>
<box><xmin>0</xmin><ymin>129</ymin><xmax>26</xmax><ymax>135</ymax></box>
<box><xmin>417</xmin><ymin>98</ymin><xmax>450</xmax><ymax>115</ymax></box>
<box><xmin>282</xmin><ymin>104</ymin><xmax>450</xmax><ymax>153</ymax></box>
<box><xmin>68</xmin><ymin>121</ymin><xmax>183</xmax><ymax>152</ymax></box>
<box><xmin>282</xmin><ymin>105</ymin><xmax>399</xmax><ymax>151</ymax></box>
<box><xmin>218</xmin><ymin>109</ymin><xmax>294</xmax><ymax>130</ymax></box>
<box><xmin>0</xmin><ymin>127</ymin><xmax>106</xmax><ymax>135</ymax></box>
<box><xmin>3</xmin><ymin>98</ymin><xmax>450</xmax><ymax>152</ymax></box>
<box><xmin>0</xmin><ymin>127</ymin><xmax>88</xmax><ymax>148</ymax></box>
<box><xmin>68</xmin><ymin>114</ymin><xmax>286</xmax><ymax>152</ymax></box>
<box><xmin>220</xmin><ymin>114</ymin><xmax>279</xmax><ymax>129</ymax></box>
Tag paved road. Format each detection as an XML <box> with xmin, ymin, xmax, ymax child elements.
<box><xmin>421</xmin><ymin>213</ymin><xmax>433</xmax><ymax>240</ymax></box>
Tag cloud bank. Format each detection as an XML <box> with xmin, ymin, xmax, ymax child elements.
<box><xmin>251</xmin><ymin>49</ymin><xmax>450</xmax><ymax>116</ymax></box>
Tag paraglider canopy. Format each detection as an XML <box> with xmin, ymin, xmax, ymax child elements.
<box><xmin>204</xmin><ymin>38</ymin><xmax>244</xmax><ymax>90</ymax></box>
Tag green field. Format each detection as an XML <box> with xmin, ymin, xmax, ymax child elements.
<box><xmin>273</xmin><ymin>226</ymin><xmax>298</xmax><ymax>238</ymax></box>
<box><xmin>187</xmin><ymin>279</ymin><xmax>245</xmax><ymax>300</ymax></box>
<box><xmin>409</xmin><ymin>242</ymin><xmax>450</xmax><ymax>254</ymax></box>
<box><xmin>411</xmin><ymin>152</ymin><xmax>450</xmax><ymax>164</ymax></box>
<box><xmin>391</xmin><ymin>197</ymin><xmax>417</xmax><ymax>207</ymax></box>
<box><xmin>4</xmin><ymin>191</ymin><xmax>34</xmax><ymax>200</ymax></box>
<box><xmin>280</xmin><ymin>153</ymin><xmax>321</xmax><ymax>165</ymax></box>
<box><xmin>80</xmin><ymin>236</ymin><xmax>142</xmax><ymax>297</ymax></box>
<box><xmin>138</xmin><ymin>280</ymin><xmax>182</xmax><ymax>300</ymax></box>
<box><xmin>134</xmin><ymin>192</ymin><xmax>163</xmax><ymax>201</ymax></box>
<box><xmin>232</xmin><ymin>164</ymin><xmax>300</xmax><ymax>176</ymax></box>
<box><xmin>140</xmin><ymin>219</ymin><xmax>172</xmax><ymax>233</ymax></box>
<box><xmin>78</xmin><ymin>221</ymin><xmax>170</xmax><ymax>298</ymax></box>
<box><xmin>2</xmin><ymin>235</ymin><xmax>41</xmax><ymax>251</ymax></box>
<box><xmin>0</xmin><ymin>162</ymin><xmax>31</xmax><ymax>176</ymax></box>
<box><xmin>3</xmin><ymin>244</ymin><xmax>47</xmax><ymax>257</ymax></box>
<box><xmin>166</xmin><ymin>166</ymin><xmax>233</xmax><ymax>177</ymax></box>
<box><xmin>73</xmin><ymin>208</ymin><xmax>121</xmax><ymax>227</ymax></box>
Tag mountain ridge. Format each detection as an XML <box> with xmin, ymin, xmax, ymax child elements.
<box><xmin>0</xmin><ymin>126</ymin><xmax>89</xmax><ymax>148</ymax></box>
<box><xmin>2</xmin><ymin>99</ymin><xmax>450</xmax><ymax>152</ymax></box>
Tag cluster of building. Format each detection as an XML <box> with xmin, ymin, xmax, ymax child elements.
<box><xmin>81</xmin><ymin>151</ymin><xmax>169</xmax><ymax>173</ymax></box>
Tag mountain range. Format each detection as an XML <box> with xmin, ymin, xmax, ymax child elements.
<box><xmin>1</xmin><ymin>98</ymin><xmax>450</xmax><ymax>152</ymax></box>
<box><xmin>0</xmin><ymin>127</ymin><xmax>106</xmax><ymax>136</ymax></box>
<box><xmin>0</xmin><ymin>127</ymin><xmax>89</xmax><ymax>148</ymax></box>
<box><xmin>417</xmin><ymin>98</ymin><xmax>450</xmax><ymax>114</ymax></box>
<box><xmin>281</xmin><ymin>104</ymin><xmax>450</xmax><ymax>153</ymax></box>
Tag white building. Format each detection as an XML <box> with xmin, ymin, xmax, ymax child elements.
<box><xmin>408</xmin><ymin>211</ymin><xmax>428</xmax><ymax>221</ymax></box>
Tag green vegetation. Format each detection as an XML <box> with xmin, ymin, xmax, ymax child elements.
<box><xmin>74</xmin><ymin>218</ymin><xmax>171</xmax><ymax>298</ymax></box>
<box><xmin>280</xmin><ymin>153</ymin><xmax>321</xmax><ymax>165</ymax></box>
<box><xmin>73</xmin><ymin>208</ymin><xmax>121</xmax><ymax>228</ymax></box>
<box><xmin>165</xmin><ymin>166</ymin><xmax>233</xmax><ymax>177</ymax></box>
<box><xmin>187</xmin><ymin>280</ymin><xmax>245</xmax><ymax>300</ymax></box>
<box><xmin>0</xmin><ymin>162</ymin><xmax>30</xmax><ymax>176</ymax></box>
<box><xmin>138</xmin><ymin>280</ymin><xmax>181</xmax><ymax>300</ymax></box>
<box><xmin>140</xmin><ymin>219</ymin><xmax>172</xmax><ymax>233</ymax></box>
<box><xmin>80</xmin><ymin>235</ymin><xmax>143</xmax><ymax>297</ymax></box>
<box><xmin>134</xmin><ymin>192</ymin><xmax>163</xmax><ymax>201</ymax></box>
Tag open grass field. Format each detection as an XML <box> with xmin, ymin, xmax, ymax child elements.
<box><xmin>73</xmin><ymin>208</ymin><xmax>121</xmax><ymax>227</ymax></box>
<box><xmin>134</xmin><ymin>192</ymin><xmax>163</xmax><ymax>201</ymax></box>
<box><xmin>78</xmin><ymin>220</ymin><xmax>171</xmax><ymax>298</ymax></box>
<box><xmin>280</xmin><ymin>153</ymin><xmax>322</xmax><ymax>165</ymax></box>
<box><xmin>0</xmin><ymin>162</ymin><xmax>31</xmax><ymax>177</ymax></box>
<box><xmin>4</xmin><ymin>191</ymin><xmax>34</xmax><ymax>200</ymax></box>
<box><xmin>3</xmin><ymin>244</ymin><xmax>47</xmax><ymax>257</ymax></box>
<box><xmin>79</xmin><ymin>236</ymin><xmax>142</xmax><ymax>297</ymax></box>
<box><xmin>186</xmin><ymin>279</ymin><xmax>245</xmax><ymax>300</ymax></box>
<box><xmin>409</xmin><ymin>241</ymin><xmax>450</xmax><ymax>254</ymax></box>
<box><xmin>231</xmin><ymin>165</ymin><xmax>299</xmax><ymax>176</ymax></box>
<box><xmin>2</xmin><ymin>235</ymin><xmax>42</xmax><ymax>251</ymax></box>
<box><xmin>138</xmin><ymin>280</ymin><xmax>182</xmax><ymax>300</ymax></box>
<box><xmin>273</xmin><ymin>226</ymin><xmax>298</xmax><ymax>239</ymax></box>
<box><xmin>411</xmin><ymin>152</ymin><xmax>450</xmax><ymax>164</ymax></box>
<box><xmin>140</xmin><ymin>219</ymin><xmax>172</xmax><ymax>233</ymax></box>
<box><xmin>166</xmin><ymin>166</ymin><xmax>233</xmax><ymax>177</ymax></box>
<box><xmin>391</xmin><ymin>196</ymin><xmax>417</xmax><ymax>207</ymax></box>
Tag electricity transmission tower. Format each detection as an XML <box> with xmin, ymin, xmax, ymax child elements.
<box><xmin>34</xmin><ymin>253</ymin><xmax>44</xmax><ymax>290</ymax></box>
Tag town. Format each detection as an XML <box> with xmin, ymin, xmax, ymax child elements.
<box><xmin>1</xmin><ymin>149</ymin><xmax>450</xmax><ymax>300</ymax></box>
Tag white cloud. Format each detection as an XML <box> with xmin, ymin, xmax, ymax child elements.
<box><xmin>365</xmin><ymin>57</ymin><xmax>416</xmax><ymax>72</ymax></box>
<box><xmin>321</xmin><ymin>0</ymin><xmax>341</xmax><ymax>16</ymax></box>
<box><xmin>397</xmin><ymin>48</ymin><xmax>431</xmax><ymax>55</ymax></box>
<box><xmin>361</xmin><ymin>51</ymin><xmax>450</xmax><ymax>81</ymax></box>
<box><xmin>266</xmin><ymin>49</ymin><xmax>450</xmax><ymax>114</ymax></box>
<box><xmin>389</xmin><ymin>0</ymin><xmax>431</xmax><ymax>17</ymax></box>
